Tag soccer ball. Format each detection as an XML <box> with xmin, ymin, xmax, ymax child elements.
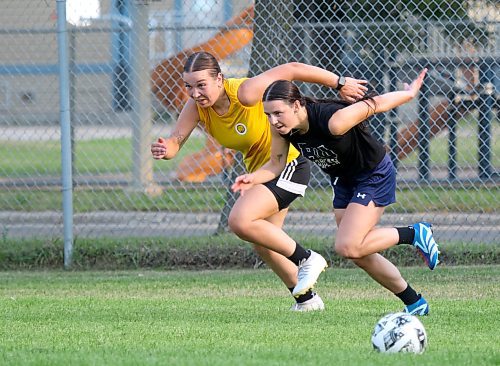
<box><xmin>371</xmin><ymin>312</ymin><xmax>427</xmax><ymax>354</ymax></box>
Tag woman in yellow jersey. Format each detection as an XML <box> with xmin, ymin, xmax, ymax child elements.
<box><xmin>151</xmin><ymin>51</ymin><xmax>367</xmax><ymax>311</ymax></box>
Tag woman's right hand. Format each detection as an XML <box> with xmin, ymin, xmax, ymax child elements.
<box><xmin>151</xmin><ymin>137</ymin><xmax>167</xmax><ymax>160</ymax></box>
<box><xmin>231</xmin><ymin>173</ymin><xmax>256</xmax><ymax>196</ymax></box>
<box><xmin>339</xmin><ymin>77</ymin><xmax>369</xmax><ymax>103</ymax></box>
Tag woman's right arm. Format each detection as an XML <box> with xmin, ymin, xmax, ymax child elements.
<box><xmin>232</xmin><ymin>128</ymin><xmax>290</xmax><ymax>195</ymax></box>
<box><xmin>237</xmin><ymin>62</ymin><xmax>368</xmax><ymax>106</ymax></box>
<box><xmin>151</xmin><ymin>99</ymin><xmax>200</xmax><ymax>160</ymax></box>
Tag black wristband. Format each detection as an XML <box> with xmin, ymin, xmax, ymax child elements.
<box><xmin>336</xmin><ymin>76</ymin><xmax>346</xmax><ymax>91</ymax></box>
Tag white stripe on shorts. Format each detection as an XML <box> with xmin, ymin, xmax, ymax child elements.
<box><xmin>280</xmin><ymin>159</ymin><xmax>297</xmax><ymax>181</ymax></box>
<box><xmin>276</xmin><ymin>159</ymin><xmax>307</xmax><ymax>196</ymax></box>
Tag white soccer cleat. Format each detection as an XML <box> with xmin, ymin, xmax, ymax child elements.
<box><xmin>292</xmin><ymin>250</ymin><xmax>328</xmax><ymax>297</ymax></box>
<box><xmin>290</xmin><ymin>293</ymin><xmax>325</xmax><ymax>312</ymax></box>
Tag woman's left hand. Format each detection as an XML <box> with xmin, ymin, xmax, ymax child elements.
<box><xmin>231</xmin><ymin>174</ymin><xmax>256</xmax><ymax>196</ymax></box>
<box><xmin>404</xmin><ymin>68</ymin><xmax>428</xmax><ymax>98</ymax></box>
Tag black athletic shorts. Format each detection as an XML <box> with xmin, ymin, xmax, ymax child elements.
<box><xmin>263</xmin><ymin>155</ymin><xmax>310</xmax><ymax>211</ymax></box>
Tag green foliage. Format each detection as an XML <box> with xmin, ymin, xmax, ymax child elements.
<box><xmin>343</xmin><ymin>0</ymin><xmax>470</xmax><ymax>22</ymax></box>
<box><xmin>341</xmin><ymin>0</ymin><xmax>490</xmax><ymax>55</ymax></box>
<box><xmin>0</xmin><ymin>237</ymin><xmax>498</xmax><ymax>270</ymax></box>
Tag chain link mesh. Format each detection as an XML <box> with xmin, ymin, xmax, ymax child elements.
<box><xmin>0</xmin><ymin>0</ymin><xmax>498</xmax><ymax>243</ymax></box>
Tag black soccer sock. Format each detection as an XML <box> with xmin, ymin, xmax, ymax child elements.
<box><xmin>395</xmin><ymin>284</ymin><xmax>421</xmax><ymax>305</ymax></box>
<box><xmin>286</xmin><ymin>243</ymin><xmax>311</xmax><ymax>266</ymax></box>
<box><xmin>288</xmin><ymin>287</ymin><xmax>314</xmax><ymax>303</ymax></box>
<box><xmin>396</xmin><ymin>226</ymin><xmax>415</xmax><ymax>245</ymax></box>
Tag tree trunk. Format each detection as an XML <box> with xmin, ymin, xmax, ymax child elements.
<box><xmin>248</xmin><ymin>0</ymin><xmax>295</xmax><ymax>76</ymax></box>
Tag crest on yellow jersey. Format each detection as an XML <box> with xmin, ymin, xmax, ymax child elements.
<box><xmin>235</xmin><ymin>123</ymin><xmax>247</xmax><ymax>135</ymax></box>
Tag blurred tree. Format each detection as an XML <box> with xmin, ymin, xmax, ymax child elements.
<box><xmin>248</xmin><ymin>0</ymin><xmax>295</xmax><ymax>77</ymax></box>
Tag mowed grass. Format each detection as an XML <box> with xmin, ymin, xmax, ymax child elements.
<box><xmin>0</xmin><ymin>136</ymin><xmax>206</xmax><ymax>177</ymax></box>
<box><xmin>1</xmin><ymin>120</ymin><xmax>498</xmax><ymax>177</ymax></box>
<box><xmin>0</xmin><ymin>185</ymin><xmax>498</xmax><ymax>213</ymax></box>
<box><xmin>1</xmin><ymin>266</ymin><xmax>499</xmax><ymax>365</ymax></box>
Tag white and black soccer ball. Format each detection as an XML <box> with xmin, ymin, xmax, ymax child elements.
<box><xmin>371</xmin><ymin>312</ymin><xmax>427</xmax><ymax>354</ymax></box>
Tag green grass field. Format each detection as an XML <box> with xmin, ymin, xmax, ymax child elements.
<box><xmin>1</xmin><ymin>121</ymin><xmax>498</xmax><ymax>178</ymax></box>
<box><xmin>0</xmin><ymin>137</ymin><xmax>206</xmax><ymax>178</ymax></box>
<box><xmin>1</xmin><ymin>266</ymin><xmax>499</xmax><ymax>365</ymax></box>
<box><xmin>0</xmin><ymin>185</ymin><xmax>497</xmax><ymax>213</ymax></box>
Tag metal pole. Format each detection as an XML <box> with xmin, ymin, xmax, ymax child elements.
<box><xmin>223</xmin><ymin>0</ymin><xmax>233</xmax><ymax>21</ymax></box>
<box><xmin>56</xmin><ymin>0</ymin><xmax>74</xmax><ymax>269</ymax></box>
<box><xmin>447</xmin><ymin>81</ymin><xmax>458</xmax><ymax>181</ymax></box>
<box><xmin>370</xmin><ymin>50</ymin><xmax>387</xmax><ymax>144</ymax></box>
<box><xmin>174</xmin><ymin>0</ymin><xmax>183</xmax><ymax>53</ymax></box>
<box><xmin>111</xmin><ymin>0</ymin><xmax>131</xmax><ymax>111</ymax></box>
<box><xmin>69</xmin><ymin>28</ymin><xmax>76</xmax><ymax>184</ymax></box>
<box><xmin>478</xmin><ymin>60</ymin><xmax>493</xmax><ymax>180</ymax></box>
<box><xmin>417</xmin><ymin>75</ymin><xmax>431</xmax><ymax>182</ymax></box>
<box><xmin>129</xmin><ymin>1</ymin><xmax>160</xmax><ymax>194</ymax></box>
<box><xmin>388</xmin><ymin>52</ymin><xmax>399</xmax><ymax>167</ymax></box>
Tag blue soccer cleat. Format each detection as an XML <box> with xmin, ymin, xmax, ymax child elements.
<box><xmin>403</xmin><ymin>295</ymin><xmax>429</xmax><ymax>316</ymax></box>
<box><xmin>412</xmin><ymin>222</ymin><xmax>440</xmax><ymax>270</ymax></box>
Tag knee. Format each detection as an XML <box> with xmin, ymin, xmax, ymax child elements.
<box><xmin>335</xmin><ymin>241</ymin><xmax>363</xmax><ymax>259</ymax></box>
<box><xmin>252</xmin><ymin>243</ymin><xmax>266</xmax><ymax>256</ymax></box>
<box><xmin>228</xmin><ymin>212</ymin><xmax>249</xmax><ymax>237</ymax></box>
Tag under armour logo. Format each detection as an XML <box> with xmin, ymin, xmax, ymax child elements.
<box><xmin>357</xmin><ymin>192</ymin><xmax>366</xmax><ymax>199</ymax></box>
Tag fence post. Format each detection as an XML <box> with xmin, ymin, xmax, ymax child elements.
<box><xmin>129</xmin><ymin>0</ymin><xmax>161</xmax><ymax>194</ymax></box>
<box><xmin>69</xmin><ymin>28</ymin><xmax>76</xmax><ymax>183</ymax></box>
<box><xmin>56</xmin><ymin>0</ymin><xmax>74</xmax><ymax>269</ymax></box>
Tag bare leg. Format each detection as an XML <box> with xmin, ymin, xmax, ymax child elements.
<box><xmin>228</xmin><ymin>184</ymin><xmax>297</xmax><ymax>257</ymax></box>
<box><xmin>351</xmin><ymin>254</ymin><xmax>407</xmax><ymax>293</ymax></box>
<box><xmin>334</xmin><ymin>202</ymin><xmax>399</xmax><ymax>258</ymax></box>
<box><xmin>229</xmin><ymin>184</ymin><xmax>327</xmax><ymax>300</ymax></box>
<box><xmin>228</xmin><ymin>184</ymin><xmax>298</xmax><ymax>287</ymax></box>
<box><xmin>252</xmin><ymin>209</ymin><xmax>298</xmax><ymax>288</ymax></box>
<box><xmin>334</xmin><ymin>203</ymin><xmax>407</xmax><ymax>294</ymax></box>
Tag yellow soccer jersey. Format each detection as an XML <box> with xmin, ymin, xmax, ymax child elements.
<box><xmin>197</xmin><ymin>78</ymin><xmax>299</xmax><ymax>173</ymax></box>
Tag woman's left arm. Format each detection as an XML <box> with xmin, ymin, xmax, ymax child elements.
<box><xmin>328</xmin><ymin>69</ymin><xmax>428</xmax><ymax>135</ymax></box>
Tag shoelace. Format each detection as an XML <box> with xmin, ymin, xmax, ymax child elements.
<box><xmin>296</xmin><ymin>257</ymin><xmax>309</xmax><ymax>281</ymax></box>
<box><xmin>297</xmin><ymin>257</ymin><xmax>307</xmax><ymax>267</ymax></box>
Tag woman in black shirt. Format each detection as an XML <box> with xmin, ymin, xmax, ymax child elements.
<box><xmin>232</xmin><ymin>69</ymin><xmax>439</xmax><ymax>315</ymax></box>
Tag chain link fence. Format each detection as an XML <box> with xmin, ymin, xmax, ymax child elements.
<box><xmin>0</xmin><ymin>0</ymin><xmax>498</xmax><ymax>246</ymax></box>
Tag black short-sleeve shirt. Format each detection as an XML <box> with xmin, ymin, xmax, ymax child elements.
<box><xmin>282</xmin><ymin>102</ymin><xmax>386</xmax><ymax>177</ymax></box>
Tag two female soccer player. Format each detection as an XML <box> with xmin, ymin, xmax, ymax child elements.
<box><xmin>151</xmin><ymin>51</ymin><xmax>367</xmax><ymax>311</ymax></box>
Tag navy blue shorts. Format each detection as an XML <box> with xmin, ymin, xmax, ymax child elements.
<box><xmin>264</xmin><ymin>155</ymin><xmax>310</xmax><ymax>211</ymax></box>
<box><xmin>331</xmin><ymin>154</ymin><xmax>396</xmax><ymax>209</ymax></box>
